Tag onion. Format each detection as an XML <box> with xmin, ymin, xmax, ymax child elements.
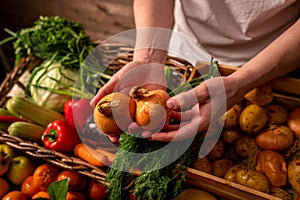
<box><xmin>255</xmin><ymin>125</ymin><xmax>293</xmax><ymax>151</ymax></box>
<box><xmin>129</xmin><ymin>86</ymin><xmax>171</xmax><ymax>132</ymax></box>
<box><xmin>256</xmin><ymin>150</ymin><xmax>287</xmax><ymax>187</ymax></box>
<box><xmin>287</xmin><ymin>106</ymin><xmax>300</xmax><ymax>139</ymax></box>
<box><xmin>94</xmin><ymin>92</ymin><xmax>136</xmax><ymax>136</ymax></box>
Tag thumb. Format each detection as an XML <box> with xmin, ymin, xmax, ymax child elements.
<box><xmin>167</xmin><ymin>89</ymin><xmax>199</xmax><ymax>110</ymax></box>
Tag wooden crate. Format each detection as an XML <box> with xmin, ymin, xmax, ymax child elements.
<box><xmin>184</xmin><ymin>61</ymin><xmax>300</xmax><ymax>200</ymax></box>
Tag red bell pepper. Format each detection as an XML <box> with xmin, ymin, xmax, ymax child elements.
<box><xmin>42</xmin><ymin>120</ymin><xmax>81</xmax><ymax>152</ymax></box>
<box><xmin>64</xmin><ymin>99</ymin><xmax>93</xmax><ymax>131</ymax></box>
<box><xmin>0</xmin><ymin>115</ymin><xmax>29</xmax><ymax>123</ymax></box>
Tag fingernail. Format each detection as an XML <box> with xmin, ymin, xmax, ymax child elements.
<box><xmin>90</xmin><ymin>99</ymin><xmax>95</xmax><ymax>107</ymax></box>
<box><xmin>167</xmin><ymin>99</ymin><xmax>175</xmax><ymax>109</ymax></box>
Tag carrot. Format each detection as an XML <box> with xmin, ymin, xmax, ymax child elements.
<box><xmin>96</xmin><ymin>148</ymin><xmax>116</xmax><ymax>163</ymax></box>
<box><xmin>74</xmin><ymin>143</ymin><xmax>108</xmax><ymax>167</ymax></box>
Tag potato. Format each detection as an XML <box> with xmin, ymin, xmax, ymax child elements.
<box><xmin>267</xmin><ymin>104</ymin><xmax>288</xmax><ymax>125</ymax></box>
<box><xmin>244</xmin><ymin>83</ymin><xmax>273</xmax><ymax>106</ymax></box>
<box><xmin>235</xmin><ymin>136</ymin><xmax>258</xmax><ymax>158</ymax></box>
<box><xmin>239</xmin><ymin>104</ymin><xmax>268</xmax><ymax>135</ymax></box>
<box><xmin>270</xmin><ymin>187</ymin><xmax>292</xmax><ymax>200</ymax></box>
<box><xmin>221</xmin><ymin>129</ymin><xmax>242</xmax><ymax>144</ymax></box>
<box><xmin>224</xmin><ymin>164</ymin><xmax>248</xmax><ymax>182</ymax></box>
<box><xmin>235</xmin><ymin>168</ymin><xmax>270</xmax><ymax>193</ymax></box>
<box><xmin>223</xmin><ymin>103</ymin><xmax>243</xmax><ymax>129</ymax></box>
<box><xmin>211</xmin><ymin>159</ymin><xmax>233</xmax><ymax>178</ymax></box>
<box><xmin>288</xmin><ymin>159</ymin><xmax>300</xmax><ymax>195</ymax></box>
<box><xmin>206</xmin><ymin>139</ymin><xmax>224</xmax><ymax>161</ymax></box>
<box><xmin>192</xmin><ymin>157</ymin><xmax>213</xmax><ymax>174</ymax></box>
<box><xmin>173</xmin><ymin>188</ymin><xmax>217</xmax><ymax>200</ymax></box>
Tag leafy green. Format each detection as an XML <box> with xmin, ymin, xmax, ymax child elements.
<box><xmin>25</xmin><ymin>59</ymin><xmax>79</xmax><ymax>112</ymax></box>
<box><xmin>47</xmin><ymin>178</ymin><xmax>69</xmax><ymax>200</ymax></box>
<box><xmin>2</xmin><ymin>16</ymin><xmax>93</xmax><ymax>69</ymax></box>
<box><xmin>105</xmin><ymin>133</ymin><xmax>203</xmax><ymax>200</ymax></box>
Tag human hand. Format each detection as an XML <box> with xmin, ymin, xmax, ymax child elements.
<box><xmin>148</xmin><ymin>77</ymin><xmax>229</xmax><ymax>142</ymax></box>
<box><xmin>91</xmin><ymin>59</ymin><xmax>167</xmax><ymax>142</ymax></box>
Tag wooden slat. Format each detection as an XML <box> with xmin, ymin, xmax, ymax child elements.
<box><xmin>198</xmin><ymin>63</ymin><xmax>300</xmax><ymax>97</ymax></box>
<box><xmin>185</xmin><ymin>168</ymin><xmax>281</xmax><ymax>200</ymax></box>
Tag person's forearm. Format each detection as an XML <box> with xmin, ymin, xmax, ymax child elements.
<box><xmin>228</xmin><ymin>18</ymin><xmax>300</xmax><ymax>96</ymax></box>
<box><xmin>133</xmin><ymin>0</ymin><xmax>174</xmax><ymax>63</ymax></box>
<box><xmin>133</xmin><ymin>0</ymin><xmax>174</xmax><ymax>28</ymax></box>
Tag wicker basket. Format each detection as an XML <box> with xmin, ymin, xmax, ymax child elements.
<box><xmin>0</xmin><ymin>42</ymin><xmax>198</xmax><ymax>183</ymax></box>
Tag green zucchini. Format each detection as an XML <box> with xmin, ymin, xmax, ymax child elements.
<box><xmin>6</xmin><ymin>97</ymin><xmax>65</xmax><ymax>126</ymax></box>
<box><xmin>8</xmin><ymin>121</ymin><xmax>45</xmax><ymax>143</ymax></box>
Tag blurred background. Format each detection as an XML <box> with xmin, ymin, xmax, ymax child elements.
<box><xmin>0</xmin><ymin>0</ymin><xmax>134</xmax><ymax>82</ymax></box>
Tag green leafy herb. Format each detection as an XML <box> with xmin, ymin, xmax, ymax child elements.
<box><xmin>1</xmin><ymin>16</ymin><xmax>93</xmax><ymax>69</ymax></box>
<box><xmin>105</xmin><ymin>133</ymin><xmax>203</xmax><ymax>200</ymax></box>
<box><xmin>47</xmin><ymin>178</ymin><xmax>69</xmax><ymax>200</ymax></box>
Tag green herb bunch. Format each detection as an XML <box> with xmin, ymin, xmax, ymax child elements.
<box><xmin>105</xmin><ymin>133</ymin><xmax>203</xmax><ymax>200</ymax></box>
<box><xmin>1</xmin><ymin>16</ymin><xmax>94</xmax><ymax>70</ymax></box>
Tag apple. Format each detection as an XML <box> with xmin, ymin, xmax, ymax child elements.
<box><xmin>7</xmin><ymin>155</ymin><xmax>35</xmax><ymax>185</ymax></box>
<box><xmin>0</xmin><ymin>144</ymin><xmax>15</xmax><ymax>176</ymax></box>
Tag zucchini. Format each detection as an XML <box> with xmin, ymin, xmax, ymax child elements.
<box><xmin>8</xmin><ymin>121</ymin><xmax>45</xmax><ymax>143</ymax></box>
<box><xmin>0</xmin><ymin>108</ymin><xmax>14</xmax><ymax>116</ymax></box>
<box><xmin>6</xmin><ymin>97</ymin><xmax>65</xmax><ymax>126</ymax></box>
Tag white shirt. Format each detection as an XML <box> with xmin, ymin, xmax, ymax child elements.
<box><xmin>169</xmin><ymin>0</ymin><xmax>300</xmax><ymax>66</ymax></box>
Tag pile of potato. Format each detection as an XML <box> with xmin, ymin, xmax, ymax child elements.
<box><xmin>192</xmin><ymin>83</ymin><xmax>300</xmax><ymax>200</ymax></box>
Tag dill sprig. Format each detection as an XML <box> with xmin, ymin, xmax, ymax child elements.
<box><xmin>105</xmin><ymin>133</ymin><xmax>203</xmax><ymax>200</ymax></box>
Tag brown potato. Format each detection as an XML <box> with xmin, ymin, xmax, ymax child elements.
<box><xmin>206</xmin><ymin>139</ymin><xmax>224</xmax><ymax>161</ymax></box>
<box><xmin>223</xmin><ymin>104</ymin><xmax>243</xmax><ymax>129</ymax></box>
<box><xmin>224</xmin><ymin>164</ymin><xmax>248</xmax><ymax>182</ymax></box>
<box><xmin>267</xmin><ymin>104</ymin><xmax>288</xmax><ymax>125</ymax></box>
<box><xmin>211</xmin><ymin>159</ymin><xmax>233</xmax><ymax>178</ymax></box>
<box><xmin>235</xmin><ymin>136</ymin><xmax>258</xmax><ymax>158</ymax></box>
<box><xmin>244</xmin><ymin>83</ymin><xmax>273</xmax><ymax>106</ymax></box>
<box><xmin>239</xmin><ymin>104</ymin><xmax>268</xmax><ymax>135</ymax></box>
<box><xmin>221</xmin><ymin>129</ymin><xmax>242</xmax><ymax>144</ymax></box>
<box><xmin>288</xmin><ymin>159</ymin><xmax>300</xmax><ymax>195</ymax></box>
<box><xmin>235</xmin><ymin>168</ymin><xmax>270</xmax><ymax>193</ymax></box>
<box><xmin>192</xmin><ymin>157</ymin><xmax>213</xmax><ymax>174</ymax></box>
<box><xmin>270</xmin><ymin>187</ymin><xmax>292</xmax><ymax>200</ymax></box>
